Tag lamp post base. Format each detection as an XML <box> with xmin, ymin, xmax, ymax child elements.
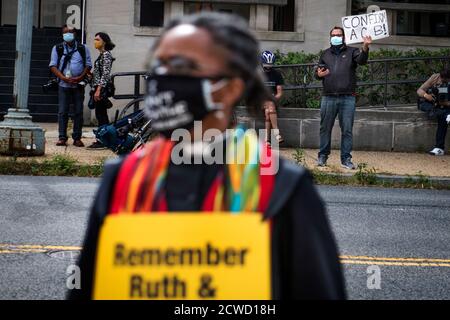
<box><xmin>0</xmin><ymin>109</ymin><xmax>45</xmax><ymax>156</ymax></box>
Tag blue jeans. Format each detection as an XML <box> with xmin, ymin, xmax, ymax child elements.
<box><xmin>319</xmin><ymin>95</ymin><xmax>356</xmax><ymax>162</ymax></box>
<box><xmin>58</xmin><ymin>86</ymin><xmax>84</xmax><ymax>141</ymax></box>
<box><xmin>418</xmin><ymin>101</ymin><xmax>449</xmax><ymax>149</ymax></box>
<box><xmin>435</xmin><ymin>108</ymin><xmax>450</xmax><ymax>150</ymax></box>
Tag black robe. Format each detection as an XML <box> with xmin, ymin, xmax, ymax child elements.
<box><xmin>69</xmin><ymin>156</ymin><xmax>346</xmax><ymax>300</ymax></box>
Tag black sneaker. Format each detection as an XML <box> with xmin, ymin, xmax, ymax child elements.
<box><xmin>341</xmin><ymin>159</ymin><xmax>356</xmax><ymax>170</ymax></box>
<box><xmin>87</xmin><ymin>141</ymin><xmax>106</xmax><ymax>150</ymax></box>
<box><xmin>317</xmin><ymin>155</ymin><xmax>328</xmax><ymax>167</ymax></box>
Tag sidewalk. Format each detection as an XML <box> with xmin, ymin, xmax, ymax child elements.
<box><xmin>279</xmin><ymin>149</ymin><xmax>450</xmax><ymax>178</ymax></box>
<box><xmin>7</xmin><ymin>123</ymin><xmax>450</xmax><ymax>179</ymax></box>
<box><xmin>40</xmin><ymin>123</ymin><xmax>115</xmax><ymax>165</ymax></box>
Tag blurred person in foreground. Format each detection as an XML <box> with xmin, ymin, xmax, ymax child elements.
<box><xmin>70</xmin><ymin>12</ymin><xmax>345</xmax><ymax>300</ymax></box>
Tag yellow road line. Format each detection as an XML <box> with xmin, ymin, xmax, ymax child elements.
<box><xmin>341</xmin><ymin>255</ymin><xmax>450</xmax><ymax>264</ymax></box>
<box><xmin>1</xmin><ymin>244</ymin><xmax>450</xmax><ymax>268</ymax></box>
<box><xmin>0</xmin><ymin>249</ymin><xmax>47</xmax><ymax>254</ymax></box>
<box><xmin>0</xmin><ymin>244</ymin><xmax>82</xmax><ymax>251</ymax></box>
<box><xmin>340</xmin><ymin>260</ymin><xmax>450</xmax><ymax>268</ymax></box>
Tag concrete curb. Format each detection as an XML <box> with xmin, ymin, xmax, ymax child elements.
<box><xmin>318</xmin><ymin>172</ymin><xmax>450</xmax><ymax>188</ymax></box>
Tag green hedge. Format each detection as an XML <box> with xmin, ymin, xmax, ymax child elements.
<box><xmin>273</xmin><ymin>48</ymin><xmax>450</xmax><ymax>108</ymax></box>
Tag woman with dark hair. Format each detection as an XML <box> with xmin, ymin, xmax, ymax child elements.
<box><xmin>70</xmin><ymin>12</ymin><xmax>345</xmax><ymax>300</ymax></box>
<box><xmin>87</xmin><ymin>32</ymin><xmax>116</xmax><ymax>149</ymax></box>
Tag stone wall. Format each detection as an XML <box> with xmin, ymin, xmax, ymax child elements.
<box><xmin>235</xmin><ymin>106</ymin><xmax>450</xmax><ymax>152</ymax></box>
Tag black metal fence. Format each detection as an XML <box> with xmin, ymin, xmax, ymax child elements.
<box><xmin>111</xmin><ymin>71</ymin><xmax>148</xmax><ymax>113</ymax></box>
<box><xmin>111</xmin><ymin>56</ymin><xmax>450</xmax><ymax>110</ymax></box>
<box><xmin>274</xmin><ymin>56</ymin><xmax>449</xmax><ymax>108</ymax></box>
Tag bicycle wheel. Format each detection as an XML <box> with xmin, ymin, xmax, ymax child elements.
<box><xmin>118</xmin><ymin>97</ymin><xmax>145</xmax><ymax>119</ymax></box>
<box><xmin>132</xmin><ymin>120</ymin><xmax>154</xmax><ymax>152</ymax></box>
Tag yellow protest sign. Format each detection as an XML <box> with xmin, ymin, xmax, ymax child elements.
<box><xmin>93</xmin><ymin>213</ymin><xmax>271</xmax><ymax>300</ymax></box>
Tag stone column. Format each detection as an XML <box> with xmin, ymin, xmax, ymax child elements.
<box><xmin>0</xmin><ymin>0</ymin><xmax>45</xmax><ymax>156</ymax></box>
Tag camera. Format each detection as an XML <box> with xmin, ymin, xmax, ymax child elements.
<box><xmin>77</xmin><ymin>75</ymin><xmax>92</xmax><ymax>89</ymax></box>
<box><xmin>430</xmin><ymin>83</ymin><xmax>450</xmax><ymax>105</ymax></box>
<box><xmin>42</xmin><ymin>78</ymin><xmax>59</xmax><ymax>93</ymax></box>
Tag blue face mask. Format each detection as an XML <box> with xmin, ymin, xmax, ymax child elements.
<box><xmin>330</xmin><ymin>36</ymin><xmax>343</xmax><ymax>46</ymax></box>
<box><xmin>63</xmin><ymin>33</ymin><xmax>75</xmax><ymax>43</ymax></box>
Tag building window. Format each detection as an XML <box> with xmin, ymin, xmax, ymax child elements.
<box><xmin>184</xmin><ymin>2</ymin><xmax>250</xmax><ymax>21</ymax></box>
<box><xmin>396</xmin><ymin>10</ymin><xmax>449</xmax><ymax>37</ymax></box>
<box><xmin>352</xmin><ymin>0</ymin><xmax>450</xmax><ymax>37</ymax></box>
<box><xmin>139</xmin><ymin>0</ymin><xmax>164</xmax><ymax>27</ymax></box>
<box><xmin>272</xmin><ymin>0</ymin><xmax>295</xmax><ymax>32</ymax></box>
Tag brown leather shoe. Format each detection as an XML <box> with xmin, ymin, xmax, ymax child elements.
<box><xmin>56</xmin><ymin>139</ymin><xmax>67</xmax><ymax>147</ymax></box>
<box><xmin>73</xmin><ymin>139</ymin><xmax>85</xmax><ymax>147</ymax></box>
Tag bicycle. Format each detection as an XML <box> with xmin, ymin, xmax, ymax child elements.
<box><xmin>94</xmin><ymin>96</ymin><xmax>154</xmax><ymax>155</ymax></box>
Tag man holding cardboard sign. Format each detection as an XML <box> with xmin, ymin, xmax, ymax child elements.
<box><xmin>316</xmin><ymin>26</ymin><xmax>372</xmax><ymax>169</ymax></box>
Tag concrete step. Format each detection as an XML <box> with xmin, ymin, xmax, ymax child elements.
<box><xmin>0</xmin><ymin>59</ymin><xmax>14</xmax><ymax>68</ymax></box>
<box><xmin>0</xmin><ymin>27</ymin><xmax>62</xmax><ymax>37</ymax></box>
<box><xmin>28</xmin><ymin>103</ymin><xmax>59</xmax><ymax>114</ymax></box>
<box><xmin>0</xmin><ymin>103</ymin><xmax>59</xmax><ymax>117</ymax></box>
<box><xmin>0</xmin><ymin>34</ymin><xmax>62</xmax><ymax>45</ymax></box>
<box><xmin>0</xmin><ymin>59</ymin><xmax>49</xmax><ymax>68</ymax></box>
<box><xmin>0</xmin><ymin>112</ymin><xmax>58</xmax><ymax>123</ymax></box>
<box><xmin>0</xmin><ymin>41</ymin><xmax>56</xmax><ymax>52</ymax></box>
<box><xmin>0</xmin><ymin>93</ymin><xmax>58</xmax><ymax>105</ymax></box>
<box><xmin>0</xmin><ymin>67</ymin><xmax>51</xmax><ymax>77</ymax></box>
<box><xmin>0</xmin><ymin>84</ymin><xmax>56</xmax><ymax>95</ymax></box>
<box><xmin>30</xmin><ymin>114</ymin><xmax>58</xmax><ymax>122</ymax></box>
<box><xmin>0</xmin><ymin>51</ymin><xmax>52</xmax><ymax>61</ymax></box>
<box><xmin>0</xmin><ymin>76</ymin><xmax>49</xmax><ymax>86</ymax></box>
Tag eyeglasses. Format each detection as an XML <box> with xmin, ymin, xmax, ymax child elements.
<box><xmin>150</xmin><ymin>56</ymin><xmax>232</xmax><ymax>81</ymax></box>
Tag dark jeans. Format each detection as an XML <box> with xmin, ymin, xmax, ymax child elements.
<box><xmin>435</xmin><ymin>108</ymin><xmax>450</xmax><ymax>150</ymax></box>
<box><xmin>418</xmin><ymin>101</ymin><xmax>449</xmax><ymax>149</ymax></box>
<box><xmin>58</xmin><ymin>86</ymin><xmax>84</xmax><ymax>141</ymax></box>
<box><xmin>91</xmin><ymin>86</ymin><xmax>110</xmax><ymax>127</ymax></box>
<box><xmin>94</xmin><ymin>99</ymin><xmax>110</xmax><ymax>127</ymax></box>
<box><xmin>319</xmin><ymin>95</ymin><xmax>356</xmax><ymax>162</ymax></box>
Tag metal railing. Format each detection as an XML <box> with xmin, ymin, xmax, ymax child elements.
<box><xmin>111</xmin><ymin>56</ymin><xmax>449</xmax><ymax>109</ymax></box>
<box><xmin>274</xmin><ymin>56</ymin><xmax>449</xmax><ymax>108</ymax></box>
<box><xmin>111</xmin><ymin>71</ymin><xmax>148</xmax><ymax>113</ymax></box>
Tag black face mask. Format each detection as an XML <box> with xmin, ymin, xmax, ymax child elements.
<box><xmin>144</xmin><ymin>74</ymin><xmax>227</xmax><ymax>138</ymax></box>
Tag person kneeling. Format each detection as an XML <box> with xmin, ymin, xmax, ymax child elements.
<box><xmin>417</xmin><ymin>69</ymin><xmax>450</xmax><ymax>156</ymax></box>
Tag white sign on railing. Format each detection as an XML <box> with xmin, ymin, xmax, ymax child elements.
<box><xmin>341</xmin><ymin>10</ymin><xmax>389</xmax><ymax>44</ymax></box>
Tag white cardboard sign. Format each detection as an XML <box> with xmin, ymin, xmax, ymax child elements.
<box><xmin>341</xmin><ymin>10</ymin><xmax>389</xmax><ymax>44</ymax></box>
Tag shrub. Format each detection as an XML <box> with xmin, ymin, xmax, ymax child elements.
<box><xmin>273</xmin><ymin>48</ymin><xmax>450</xmax><ymax>108</ymax></box>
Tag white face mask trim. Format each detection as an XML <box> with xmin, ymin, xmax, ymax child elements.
<box><xmin>201</xmin><ymin>79</ymin><xmax>228</xmax><ymax>111</ymax></box>
<box><xmin>210</xmin><ymin>78</ymin><xmax>229</xmax><ymax>92</ymax></box>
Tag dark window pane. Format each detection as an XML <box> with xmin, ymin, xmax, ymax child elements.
<box><xmin>352</xmin><ymin>1</ymin><xmax>450</xmax><ymax>37</ymax></box>
<box><xmin>140</xmin><ymin>0</ymin><xmax>164</xmax><ymax>27</ymax></box>
<box><xmin>353</xmin><ymin>0</ymin><xmax>450</xmax><ymax>6</ymax></box>
<box><xmin>273</xmin><ymin>0</ymin><xmax>295</xmax><ymax>32</ymax></box>
<box><xmin>397</xmin><ymin>11</ymin><xmax>450</xmax><ymax>36</ymax></box>
<box><xmin>184</xmin><ymin>2</ymin><xmax>250</xmax><ymax>21</ymax></box>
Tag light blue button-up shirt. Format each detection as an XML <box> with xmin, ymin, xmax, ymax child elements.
<box><xmin>49</xmin><ymin>41</ymin><xmax>92</xmax><ymax>88</ymax></box>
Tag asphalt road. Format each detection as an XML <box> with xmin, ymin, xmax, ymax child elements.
<box><xmin>0</xmin><ymin>175</ymin><xmax>449</xmax><ymax>300</ymax></box>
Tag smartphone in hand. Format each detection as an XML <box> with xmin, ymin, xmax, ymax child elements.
<box><xmin>318</xmin><ymin>63</ymin><xmax>328</xmax><ymax>71</ymax></box>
